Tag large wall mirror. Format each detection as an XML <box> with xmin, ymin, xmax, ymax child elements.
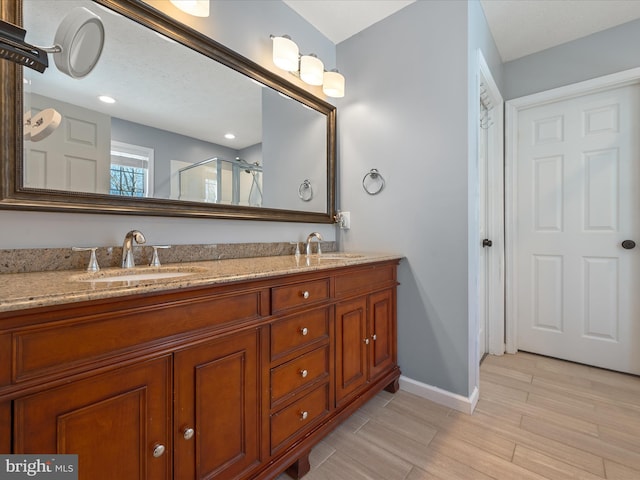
<box><xmin>0</xmin><ymin>0</ymin><xmax>336</xmax><ymax>222</ymax></box>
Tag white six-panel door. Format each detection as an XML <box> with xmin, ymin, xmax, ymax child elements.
<box><xmin>516</xmin><ymin>83</ymin><xmax>640</xmax><ymax>374</ymax></box>
<box><xmin>25</xmin><ymin>93</ymin><xmax>110</xmax><ymax>194</ymax></box>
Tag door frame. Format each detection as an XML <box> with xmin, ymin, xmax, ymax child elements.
<box><xmin>504</xmin><ymin>67</ymin><xmax>640</xmax><ymax>353</ymax></box>
<box><xmin>477</xmin><ymin>51</ymin><xmax>505</xmax><ymax>362</ymax></box>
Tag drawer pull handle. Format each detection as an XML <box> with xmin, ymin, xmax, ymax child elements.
<box><xmin>364</xmin><ymin>338</ymin><xmax>370</xmax><ymax>345</ymax></box>
<box><xmin>300</xmin><ymin>411</ymin><xmax>309</xmax><ymax>421</ymax></box>
<box><xmin>152</xmin><ymin>444</ymin><xmax>166</xmax><ymax>458</ymax></box>
<box><xmin>372</xmin><ymin>334</ymin><xmax>377</xmax><ymax>341</ymax></box>
<box><xmin>183</xmin><ymin>427</ymin><xmax>195</xmax><ymax>440</ymax></box>
<box><xmin>299</xmin><ymin>369</ymin><xmax>309</xmax><ymax>378</ymax></box>
<box><xmin>300</xmin><ymin>327</ymin><xmax>309</xmax><ymax>336</ymax></box>
<box><xmin>302</xmin><ymin>291</ymin><xmax>310</xmax><ymax>299</ymax></box>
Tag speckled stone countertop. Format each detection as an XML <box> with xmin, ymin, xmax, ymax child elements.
<box><xmin>0</xmin><ymin>253</ymin><xmax>402</xmax><ymax>313</ymax></box>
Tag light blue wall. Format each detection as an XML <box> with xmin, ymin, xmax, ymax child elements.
<box><xmin>503</xmin><ymin>18</ymin><xmax>640</xmax><ymax>100</ymax></box>
<box><xmin>336</xmin><ymin>0</ymin><xmax>502</xmax><ymax>396</ymax></box>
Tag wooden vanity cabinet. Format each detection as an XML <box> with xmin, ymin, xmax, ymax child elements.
<box><xmin>335</xmin><ymin>267</ymin><xmax>399</xmax><ymax>406</ymax></box>
<box><xmin>0</xmin><ymin>259</ymin><xmax>400</xmax><ymax>480</ymax></box>
<box><xmin>173</xmin><ymin>329</ymin><xmax>262</xmax><ymax>480</ymax></box>
<box><xmin>14</xmin><ymin>356</ymin><xmax>173</xmax><ymax>480</ymax></box>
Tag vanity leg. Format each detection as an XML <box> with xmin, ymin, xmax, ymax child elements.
<box><xmin>285</xmin><ymin>449</ymin><xmax>311</xmax><ymax>479</ymax></box>
<box><xmin>384</xmin><ymin>377</ymin><xmax>400</xmax><ymax>394</ymax></box>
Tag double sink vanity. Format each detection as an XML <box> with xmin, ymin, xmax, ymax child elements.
<box><xmin>0</xmin><ymin>244</ymin><xmax>401</xmax><ymax>480</ymax></box>
<box><xmin>0</xmin><ymin>0</ymin><xmax>401</xmax><ymax>476</ymax></box>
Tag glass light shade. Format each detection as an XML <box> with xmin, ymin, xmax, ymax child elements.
<box><xmin>272</xmin><ymin>36</ymin><xmax>299</xmax><ymax>71</ymax></box>
<box><xmin>322</xmin><ymin>71</ymin><xmax>345</xmax><ymax>98</ymax></box>
<box><xmin>170</xmin><ymin>0</ymin><xmax>210</xmax><ymax>17</ymax></box>
<box><xmin>300</xmin><ymin>55</ymin><xmax>324</xmax><ymax>86</ymax></box>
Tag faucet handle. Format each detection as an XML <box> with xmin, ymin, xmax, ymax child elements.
<box><xmin>149</xmin><ymin>245</ymin><xmax>171</xmax><ymax>267</ymax></box>
<box><xmin>72</xmin><ymin>247</ymin><xmax>100</xmax><ymax>272</ymax></box>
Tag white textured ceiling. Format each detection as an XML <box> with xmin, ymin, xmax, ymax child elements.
<box><xmin>481</xmin><ymin>0</ymin><xmax>640</xmax><ymax>62</ymax></box>
<box><xmin>283</xmin><ymin>0</ymin><xmax>416</xmax><ymax>44</ymax></box>
<box><xmin>24</xmin><ymin>0</ymin><xmax>263</xmax><ymax>149</ymax></box>
<box><xmin>284</xmin><ymin>0</ymin><xmax>640</xmax><ymax>62</ymax></box>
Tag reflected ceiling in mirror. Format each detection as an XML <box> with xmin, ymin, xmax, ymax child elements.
<box><xmin>0</xmin><ymin>0</ymin><xmax>336</xmax><ymax>222</ymax></box>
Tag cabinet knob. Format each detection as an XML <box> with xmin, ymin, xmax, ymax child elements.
<box><xmin>302</xmin><ymin>291</ymin><xmax>310</xmax><ymax>299</ymax></box>
<box><xmin>299</xmin><ymin>369</ymin><xmax>309</xmax><ymax>378</ymax></box>
<box><xmin>300</xmin><ymin>411</ymin><xmax>309</xmax><ymax>421</ymax></box>
<box><xmin>152</xmin><ymin>444</ymin><xmax>166</xmax><ymax>458</ymax></box>
<box><xmin>183</xmin><ymin>427</ymin><xmax>195</xmax><ymax>440</ymax></box>
<box><xmin>364</xmin><ymin>338</ymin><xmax>370</xmax><ymax>345</ymax></box>
<box><xmin>300</xmin><ymin>327</ymin><xmax>309</xmax><ymax>336</ymax></box>
<box><xmin>372</xmin><ymin>334</ymin><xmax>377</xmax><ymax>341</ymax></box>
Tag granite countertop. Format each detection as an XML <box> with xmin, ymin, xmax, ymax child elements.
<box><xmin>0</xmin><ymin>253</ymin><xmax>402</xmax><ymax>313</ymax></box>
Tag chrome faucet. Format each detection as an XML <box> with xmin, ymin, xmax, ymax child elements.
<box><xmin>122</xmin><ymin>230</ymin><xmax>146</xmax><ymax>268</ymax></box>
<box><xmin>306</xmin><ymin>232</ymin><xmax>323</xmax><ymax>256</ymax></box>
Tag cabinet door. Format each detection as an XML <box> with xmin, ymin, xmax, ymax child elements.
<box><xmin>174</xmin><ymin>329</ymin><xmax>261</xmax><ymax>480</ymax></box>
<box><xmin>335</xmin><ymin>297</ymin><xmax>368</xmax><ymax>405</ymax></box>
<box><xmin>14</xmin><ymin>356</ymin><xmax>172</xmax><ymax>480</ymax></box>
<box><xmin>0</xmin><ymin>401</ymin><xmax>10</xmax><ymax>453</ymax></box>
<box><xmin>368</xmin><ymin>289</ymin><xmax>396</xmax><ymax>381</ymax></box>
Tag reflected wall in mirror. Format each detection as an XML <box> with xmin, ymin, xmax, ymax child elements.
<box><xmin>0</xmin><ymin>0</ymin><xmax>336</xmax><ymax>222</ymax></box>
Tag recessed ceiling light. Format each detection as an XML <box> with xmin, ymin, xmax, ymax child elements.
<box><xmin>224</xmin><ymin>133</ymin><xmax>236</xmax><ymax>140</ymax></box>
<box><xmin>98</xmin><ymin>95</ymin><xmax>116</xmax><ymax>104</ymax></box>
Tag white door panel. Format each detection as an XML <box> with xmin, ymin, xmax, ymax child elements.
<box><xmin>516</xmin><ymin>84</ymin><xmax>640</xmax><ymax>374</ymax></box>
<box><xmin>25</xmin><ymin>93</ymin><xmax>110</xmax><ymax>194</ymax></box>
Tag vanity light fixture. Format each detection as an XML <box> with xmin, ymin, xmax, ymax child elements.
<box><xmin>299</xmin><ymin>54</ymin><xmax>324</xmax><ymax>86</ymax></box>
<box><xmin>322</xmin><ymin>69</ymin><xmax>345</xmax><ymax>98</ymax></box>
<box><xmin>272</xmin><ymin>35</ymin><xmax>299</xmax><ymax>71</ymax></box>
<box><xmin>270</xmin><ymin>35</ymin><xmax>345</xmax><ymax>98</ymax></box>
<box><xmin>169</xmin><ymin>0</ymin><xmax>210</xmax><ymax>18</ymax></box>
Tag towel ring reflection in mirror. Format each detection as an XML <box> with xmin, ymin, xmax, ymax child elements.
<box><xmin>362</xmin><ymin>168</ymin><xmax>385</xmax><ymax>195</ymax></box>
<box><xmin>298</xmin><ymin>179</ymin><xmax>313</xmax><ymax>201</ymax></box>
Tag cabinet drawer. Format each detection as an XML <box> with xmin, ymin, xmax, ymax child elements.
<box><xmin>271</xmin><ymin>278</ymin><xmax>330</xmax><ymax>313</ymax></box>
<box><xmin>335</xmin><ymin>263</ymin><xmax>396</xmax><ymax>298</ymax></box>
<box><xmin>13</xmin><ymin>290</ymin><xmax>262</xmax><ymax>383</ymax></box>
<box><xmin>270</xmin><ymin>382</ymin><xmax>330</xmax><ymax>453</ymax></box>
<box><xmin>270</xmin><ymin>307</ymin><xmax>330</xmax><ymax>360</ymax></box>
<box><xmin>271</xmin><ymin>346</ymin><xmax>329</xmax><ymax>405</ymax></box>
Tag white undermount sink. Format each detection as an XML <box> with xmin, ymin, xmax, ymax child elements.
<box><xmin>72</xmin><ymin>266</ymin><xmax>207</xmax><ymax>283</ymax></box>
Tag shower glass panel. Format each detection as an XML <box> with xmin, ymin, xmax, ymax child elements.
<box><xmin>178</xmin><ymin>157</ymin><xmax>262</xmax><ymax>206</ymax></box>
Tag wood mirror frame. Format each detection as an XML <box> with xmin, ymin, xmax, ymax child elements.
<box><xmin>0</xmin><ymin>0</ymin><xmax>337</xmax><ymax>222</ymax></box>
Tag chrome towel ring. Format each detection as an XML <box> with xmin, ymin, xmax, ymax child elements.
<box><xmin>362</xmin><ymin>168</ymin><xmax>385</xmax><ymax>195</ymax></box>
<box><xmin>298</xmin><ymin>179</ymin><xmax>313</xmax><ymax>201</ymax></box>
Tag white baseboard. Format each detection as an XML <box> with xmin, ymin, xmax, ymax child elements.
<box><xmin>399</xmin><ymin>375</ymin><xmax>479</xmax><ymax>414</ymax></box>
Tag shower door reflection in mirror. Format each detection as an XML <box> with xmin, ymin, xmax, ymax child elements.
<box><xmin>21</xmin><ymin>0</ymin><xmax>329</xmax><ymax>215</ymax></box>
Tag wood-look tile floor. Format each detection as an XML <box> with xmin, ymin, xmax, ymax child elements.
<box><xmin>278</xmin><ymin>352</ymin><xmax>640</xmax><ymax>480</ymax></box>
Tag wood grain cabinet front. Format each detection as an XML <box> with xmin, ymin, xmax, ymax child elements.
<box><xmin>270</xmin><ymin>345</ymin><xmax>330</xmax><ymax>407</ymax></box>
<box><xmin>13</xmin><ymin>356</ymin><xmax>173</xmax><ymax>480</ymax></box>
<box><xmin>173</xmin><ymin>329</ymin><xmax>261</xmax><ymax>480</ymax></box>
<box><xmin>270</xmin><ymin>382</ymin><xmax>330</xmax><ymax>454</ymax></box>
<box><xmin>0</xmin><ymin>259</ymin><xmax>400</xmax><ymax>480</ymax></box>
<box><xmin>335</xmin><ymin>287</ymin><xmax>398</xmax><ymax>406</ymax></box>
